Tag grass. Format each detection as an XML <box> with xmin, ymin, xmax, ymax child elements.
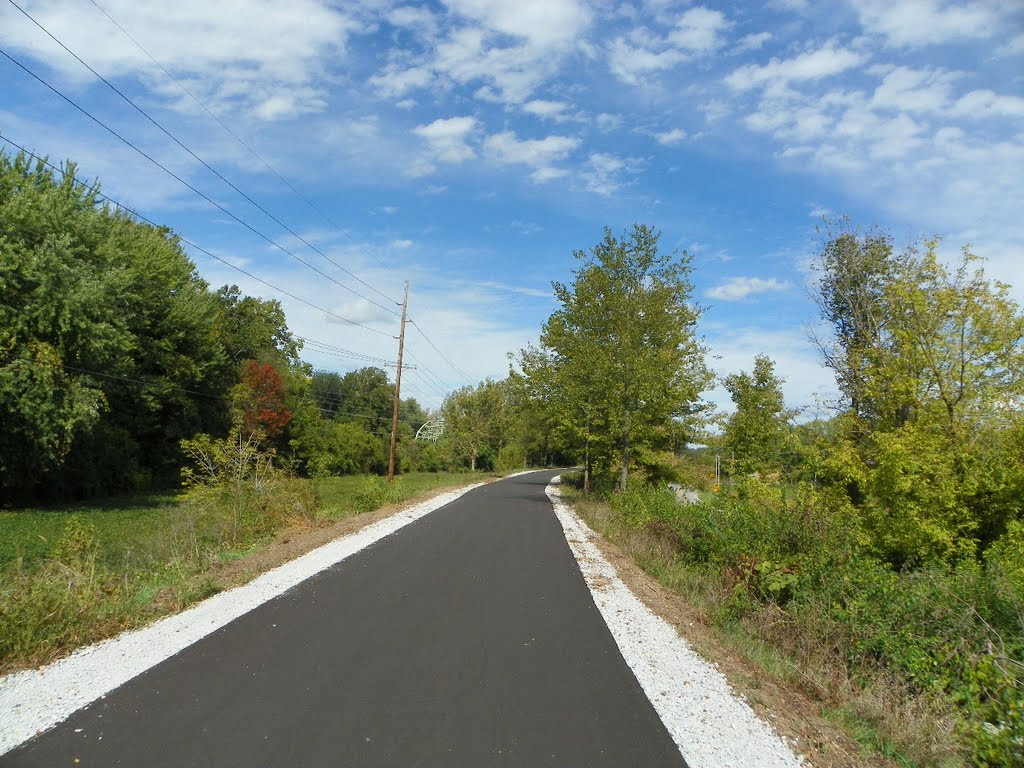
<box><xmin>0</xmin><ymin>470</ymin><xmax>492</xmax><ymax>674</ymax></box>
<box><xmin>561</xmin><ymin>480</ymin><xmax>972</xmax><ymax>768</ymax></box>
<box><xmin>0</xmin><ymin>493</ymin><xmax>181</xmax><ymax>570</ymax></box>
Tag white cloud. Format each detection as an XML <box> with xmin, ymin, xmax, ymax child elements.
<box><xmin>413</xmin><ymin>116</ymin><xmax>479</xmax><ymax>163</ymax></box>
<box><xmin>852</xmin><ymin>0</ymin><xmax>1002</xmax><ymax>48</ymax></box>
<box><xmin>443</xmin><ymin>0</ymin><xmax>591</xmax><ymax>49</ymax></box>
<box><xmin>706</xmin><ymin>277</ymin><xmax>792</xmax><ymax>301</ymax></box>
<box><xmin>581</xmin><ymin>152</ymin><xmax>631</xmax><ymax>195</ymax></box>
<box><xmin>655</xmin><ymin>128</ymin><xmax>688</xmax><ymax>145</ymax></box>
<box><xmin>0</xmin><ymin>0</ymin><xmax>356</xmax><ymax>119</ymax></box>
<box><xmin>870</xmin><ymin>66</ymin><xmax>958</xmax><ymax>113</ymax></box>
<box><xmin>669</xmin><ymin>6</ymin><xmax>730</xmax><ymax>53</ymax></box>
<box><xmin>390</xmin><ymin>239</ymin><xmax>414</xmax><ymax>250</ymax></box>
<box><xmin>402</xmin><ymin>0</ymin><xmax>591</xmax><ymax>106</ymax></box>
<box><xmin>386</xmin><ymin>5</ymin><xmax>439</xmax><ymax>34</ymax></box>
<box><xmin>484</xmin><ymin>130</ymin><xmax>579</xmax><ymax>181</ymax></box>
<box><xmin>522</xmin><ymin>99</ymin><xmax>571</xmax><ymax>121</ymax></box>
<box><xmin>595</xmin><ymin>112</ymin><xmax>623</xmax><ymax>131</ymax></box>
<box><xmin>725</xmin><ymin>43</ymin><xmax>867</xmax><ymax>91</ymax></box>
<box><xmin>735</xmin><ymin>32</ymin><xmax>771</xmax><ymax>53</ymax></box>
<box><xmin>950</xmin><ymin>89</ymin><xmax>1024</xmax><ymax>119</ymax></box>
<box><xmin>369</xmin><ymin>64</ymin><xmax>434</xmax><ymax>99</ymax></box>
<box><xmin>608</xmin><ymin>38</ymin><xmax>686</xmax><ymax>86</ymax></box>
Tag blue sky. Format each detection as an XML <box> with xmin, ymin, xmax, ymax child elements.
<box><xmin>1</xmin><ymin>0</ymin><xmax>1022</xmax><ymax>415</ymax></box>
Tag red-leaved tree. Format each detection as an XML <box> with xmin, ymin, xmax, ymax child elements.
<box><xmin>232</xmin><ymin>360</ymin><xmax>293</xmax><ymax>439</ymax></box>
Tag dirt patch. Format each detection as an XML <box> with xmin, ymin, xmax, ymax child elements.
<box><xmin>579</xmin><ymin>526</ymin><xmax>894</xmax><ymax>768</ymax></box>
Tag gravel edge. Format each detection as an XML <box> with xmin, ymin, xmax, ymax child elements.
<box><xmin>546</xmin><ymin>476</ymin><xmax>806</xmax><ymax>768</ymax></box>
<box><xmin>0</xmin><ymin>481</ymin><xmax>487</xmax><ymax>755</ymax></box>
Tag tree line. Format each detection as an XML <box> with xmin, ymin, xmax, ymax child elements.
<box><xmin>0</xmin><ymin>150</ymin><xmax>503</xmax><ymax>504</ymax></box>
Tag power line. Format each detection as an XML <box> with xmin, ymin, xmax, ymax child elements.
<box><xmin>0</xmin><ymin>134</ymin><xmax>390</xmax><ymax>336</ymax></box>
<box><xmin>6</xmin><ymin>0</ymin><xmax>401</xmax><ymax>313</ymax></box>
<box><xmin>5</xmin><ymin>354</ymin><xmax>420</xmax><ymax>426</ymax></box>
<box><xmin>403</xmin><ymin>360</ymin><xmax>450</xmax><ymax>400</ymax></box>
<box><xmin>85</xmin><ymin>0</ymin><xmax>395</xmax><ymax>275</ymax></box>
<box><xmin>403</xmin><ymin>348</ymin><xmax>457</xmax><ymax>397</ymax></box>
<box><xmin>0</xmin><ymin>46</ymin><xmax>397</xmax><ymax>335</ymax></box>
<box><xmin>296</xmin><ymin>336</ymin><xmax>396</xmax><ymax>367</ymax></box>
<box><xmin>406</xmin><ymin>320</ymin><xmax>474</xmax><ymax>382</ymax></box>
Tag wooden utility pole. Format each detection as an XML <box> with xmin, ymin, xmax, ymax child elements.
<box><xmin>387</xmin><ymin>282</ymin><xmax>409</xmax><ymax>483</ymax></box>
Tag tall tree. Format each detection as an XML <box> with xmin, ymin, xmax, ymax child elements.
<box><xmin>810</xmin><ymin>220</ymin><xmax>898</xmax><ymax>427</ymax></box>
<box><xmin>521</xmin><ymin>225</ymin><xmax>710</xmax><ymax>488</ymax></box>
<box><xmin>441</xmin><ymin>379</ymin><xmax>512</xmax><ymax>471</ymax></box>
<box><xmin>813</xmin><ymin>229</ymin><xmax>1024</xmax><ymax>563</ymax></box>
<box><xmin>0</xmin><ymin>151</ymin><xmax>228</xmax><ymax>499</ymax></box>
<box><xmin>721</xmin><ymin>355</ymin><xmax>796</xmax><ymax>476</ymax></box>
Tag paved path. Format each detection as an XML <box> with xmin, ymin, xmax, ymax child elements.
<box><xmin>4</xmin><ymin>471</ymin><xmax>686</xmax><ymax>767</ymax></box>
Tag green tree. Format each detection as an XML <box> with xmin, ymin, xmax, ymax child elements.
<box><xmin>441</xmin><ymin>379</ymin><xmax>513</xmax><ymax>471</ymax></box>
<box><xmin>0</xmin><ymin>151</ymin><xmax>230</xmax><ymax>499</ymax></box>
<box><xmin>520</xmin><ymin>225</ymin><xmax>710</xmax><ymax>488</ymax></box>
<box><xmin>721</xmin><ymin>355</ymin><xmax>796</xmax><ymax>476</ymax></box>
<box><xmin>813</xmin><ymin>229</ymin><xmax>1024</xmax><ymax>564</ymax></box>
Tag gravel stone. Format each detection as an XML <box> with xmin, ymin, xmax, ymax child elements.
<box><xmin>546</xmin><ymin>476</ymin><xmax>805</xmax><ymax>768</ymax></box>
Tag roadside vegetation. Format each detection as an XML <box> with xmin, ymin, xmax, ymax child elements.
<box><xmin>518</xmin><ymin>224</ymin><xmax>1023</xmax><ymax>767</ymax></box>
<box><xmin>3</xmin><ymin>147</ymin><xmax>1022</xmax><ymax>764</ymax></box>
<box><xmin>0</xmin><ymin>463</ymin><xmax>484</xmax><ymax>673</ymax></box>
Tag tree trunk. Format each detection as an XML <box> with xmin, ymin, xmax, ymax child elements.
<box><xmin>619</xmin><ymin>408</ymin><xmax>631</xmax><ymax>490</ymax></box>
<box><xmin>584</xmin><ymin>444</ymin><xmax>591</xmax><ymax>493</ymax></box>
<box><xmin>471</xmin><ymin>454</ymin><xmax>476</xmax><ymax>471</ymax></box>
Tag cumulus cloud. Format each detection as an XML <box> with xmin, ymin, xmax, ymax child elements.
<box><xmin>655</xmin><ymin>128</ymin><xmax>688</xmax><ymax>145</ymax></box>
<box><xmin>725</xmin><ymin>43</ymin><xmax>867</xmax><ymax>91</ymax></box>
<box><xmin>706</xmin><ymin>277</ymin><xmax>792</xmax><ymax>301</ymax></box>
<box><xmin>852</xmin><ymin>0</ymin><xmax>1002</xmax><ymax>48</ymax></box>
<box><xmin>444</xmin><ymin>0</ymin><xmax>591</xmax><ymax>49</ymax></box>
<box><xmin>522</xmin><ymin>99</ymin><xmax>572</xmax><ymax>121</ymax></box>
<box><xmin>580</xmin><ymin>152</ymin><xmax>635</xmax><ymax>195</ymax></box>
<box><xmin>608</xmin><ymin>38</ymin><xmax>686</xmax><ymax>86</ymax></box>
<box><xmin>0</xmin><ymin>0</ymin><xmax>357</xmax><ymax>119</ymax></box>
<box><xmin>484</xmin><ymin>130</ymin><xmax>580</xmax><ymax>181</ymax></box>
<box><xmin>668</xmin><ymin>6</ymin><xmax>730</xmax><ymax>53</ymax></box>
<box><xmin>413</xmin><ymin>116</ymin><xmax>479</xmax><ymax>163</ymax></box>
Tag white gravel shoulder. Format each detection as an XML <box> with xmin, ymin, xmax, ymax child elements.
<box><xmin>0</xmin><ymin>481</ymin><xmax>486</xmax><ymax>755</ymax></box>
<box><xmin>546</xmin><ymin>476</ymin><xmax>805</xmax><ymax>768</ymax></box>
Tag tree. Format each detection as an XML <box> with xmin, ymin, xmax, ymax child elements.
<box><xmin>812</xmin><ymin>227</ymin><xmax>1024</xmax><ymax>564</ymax></box>
<box><xmin>231</xmin><ymin>360</ymin><xmax>293</xmax><ymax>440</ymax></box>
<box><xmin>0</xmin><ymin>150</ymin><xmax>230</xmax><ymax>499</ymax></box>
<box><xmin>520</xmin><ymin>225</ymin><xmax>710</xmax><ymax>488</ymax></box>
<box><xmin>441</xmin><ymin>379</ymin><xmax>513</xmax><ymax>471</ymax></box>
<box><xmin>721</xmin><ymin>355</ymin><xmax>796</xmax><ymax>476</ymax></box>
<box><xmin>810</xmin><ymin>220</ymin><xmax>898</xmax><ymax>428</ymax></box>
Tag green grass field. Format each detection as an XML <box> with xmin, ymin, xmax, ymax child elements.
<box><xmin>0</xmin><ymin>471</ymin><xmax>492</xmax><ymax>672</ymax></box>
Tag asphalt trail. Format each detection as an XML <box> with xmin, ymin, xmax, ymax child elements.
<box><xmin>4</xmin><ymin>471</ymin><xmax>686</xmax><ymax>767</ymax></box>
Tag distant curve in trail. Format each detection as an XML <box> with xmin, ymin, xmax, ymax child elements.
<box><xmin>3</xmin><ymin>471</ymin><xmax>685</xmax><ymax>767</ymax></box>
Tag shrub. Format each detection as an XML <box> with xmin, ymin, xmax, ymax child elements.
<box><xmin>352</xmin><ymin>475</ymin><xmax>402</xmax><ymax>513</ymax></box>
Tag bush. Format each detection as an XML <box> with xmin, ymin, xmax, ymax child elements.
<box><xmin>352</xmin><ymin>475</ymin><xmax>402</xmax><ymax>513</ymax></box>
<box><xmin>0</xmin><ymin>515</ymin><xmax>129</xmax><ymax>670</ymax></box>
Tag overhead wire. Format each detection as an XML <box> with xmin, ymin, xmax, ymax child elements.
<box><xmin>403</xmin><ymin>362</ymin><xmax>451</xmax><ymax>401</ymax></box>
<box><xmin>407</xmin><ymin>319</ymin><xmax>473</xmax><ymax>382</ymax></box>
<box><xmin>6</xmin><ymin>0</ymin><xmax>401</xmax><ymax>313</ymax></box>
<box><xmin>0</xmin><ymin>136</ymin><xmax>436</xmax><ymax>418</ymax></box>
<box><xmin>84</xmin><ymin>0</ymin><xmax>394</xmax><ymax>274</ymax></box>
<box><xmin>295</xmin><ymin>335</ymin><xmax>397</xmax><ymax>367</ymax></box>
<box><xmin>403</xmin><ymin>347</ymin><xmax>460</xmax><ymax>394</ymax></box>
<box><xmin>6</xmin><ymin>354</ymin><xmax>422</xmax><ymax>427</ymax></box>
<box><xmin>0</xmin><ymin>47</ymin><xmax>397</xmax><ymax>337</ymax></box>
<box><xmin>0</xmin><ymin>134</ymin><xmax>389</xmax><ymax>336</ymax></box>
